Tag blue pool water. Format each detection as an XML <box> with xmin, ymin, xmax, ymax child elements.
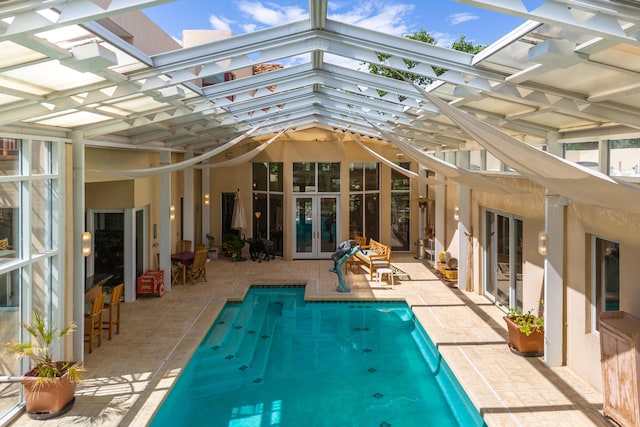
<box><xmin>151</xmin><ymin>287</ymin><xmax>486</xmax><ymax>427</ymax></box>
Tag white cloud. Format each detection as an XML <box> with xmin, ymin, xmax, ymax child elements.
<box><xmin>242</xmin><ymin>23</ymin><xmax>258</xmax><ymax>33</ymax></box>
<box><xmin>237</xmin><ymin>1</ymin><xmax>307</xmax><ymax>27</ymax></box>
<box><xmin>448</xmin><ymin>12</ymin><xmax>478</xmax><ymax>25</ymax></box>
<box><xmin>329</xmin><ymin>2</ymin><xmax>414</xmax><ymax>37</ymax></box>
<box><xmin>209</xmin><ymin>15</ymin><xmax>232</xmax><ymax>31</ymax></box>
<box><xmin>430</xmin><ymin>31</ymin><xmax>455</xmax><ymax>48</ymax></box>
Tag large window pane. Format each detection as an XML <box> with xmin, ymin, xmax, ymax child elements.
<box><xmin>0</xmin><ymin>182</ymin><xmax>20</xmax><ymax>262</ymax></box>
<box><xmin>293</xmin><ymin>162</ymin><xmax>315</xmax><ymax>192</ymax></box>
<box><xmin>364</xmin><ymin>163</ymin><xmax>379</xmax><ymax>191</ymax></box>
<box><xmin>32</xmin><ymin>180</ymin><xmax>52</xmax><ymax>253</ymax></box>
<box><xmin>269</xmin><ymin>194</ymin><xmax>283</xmax><ymax>256</ymax></box>
<box><xmin>564</xmin><ymin>141</ymin><xmax>599</xmax><ymax>171</ymax></box>
<box><xmin>593</xmin><ymin>238</ymin><xmax>619</xmax><ymax>332</ymax></box>
<box><xmin>391</xmin><ymin>192</ymin><xmax>410</xmax><ymax>251</ymax></box>
<box><xmin>609</xmin><ymin>138</ymin><xmax>640</xmax><ymax>177</ymax></box>
<box><xmin>31</xmin><ymin>140</ymin><xmax>52</xmax><ymax>175</ymax></box>
<box><xmin>269</xmin><ymin>163</ymin><xmax>283</xmax><ymax>192</ymax></box>
<box><xmin>486</xmin><ymin>151</ymin><xmax>501</xmax><ymax>172</ymax></box>
<box><xmin>469</xmin><ymin>150</ymin><xmax>483</xmax><ymax>170</ymax></box>
<box><xmin>0</xmin><ymin>273</ymin><xmax>21</xmax><ymax>414</ymax></box>
<box><xmin>391</xmin><ymin>163</ymin><xmax>410</xmax><ymax>190</ymax></box>
<box><xmin>318</xmin><ymin>162</ymin><xmax>340</xmax><ymax>192</ymax></box>
<box><xmin>364</xmin><ymin>193</ymin><xmax>379</xmax><ymax>242</ymax></box>
<box><xmin>0</xmin><ymin>138</ymin><xmax>20</xmax><ymax>175</ymax></box>
<box><xmin>349</xmin><ymin>163</ymin><xmax>379</xmax><ymax>241</ymax></box>
<box><xmin>252</xmin><ymin>163</ymin><xmax>268</xmax><ymax>191</ymax></box>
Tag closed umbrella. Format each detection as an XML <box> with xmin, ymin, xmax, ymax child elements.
<box><xmin>231</xmin><ymin>189</ymin><xmax>247</xmax><ymax>232</ymax></box>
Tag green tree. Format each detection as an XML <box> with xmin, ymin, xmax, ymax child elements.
<box><xmin>367</xmin><ymin>31</ymin><xmax>487</xmax><ymax>90</ymax></box>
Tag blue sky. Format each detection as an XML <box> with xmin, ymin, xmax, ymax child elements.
<box><xmin>143</xmin><ymin>0</ymin><xmax>526</xmax><ymax>48</ymax></box>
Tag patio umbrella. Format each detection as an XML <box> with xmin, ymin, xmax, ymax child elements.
<box><xmin>231</xmin><ymin>189</ymin><xmax>247</xmax><ymax>232</ymax></box>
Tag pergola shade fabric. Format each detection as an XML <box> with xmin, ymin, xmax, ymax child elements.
<box><xmin>411</xmin><ymin>82</ymin><xmax>640</xmax><ymax>215</ymax></box>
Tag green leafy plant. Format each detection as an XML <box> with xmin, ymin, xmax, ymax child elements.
<box><xmin>506</xmin><ymin>307</ymin><xmax>544</xmax><ymax>336</ymax></box>
<box><xmin>5</xmin><ymin>310</ymin><xmax>83</xmax><ymax>386</ymax></box>
<box><xmin>206</xmin><ymin>233</ymin><xmax>215</xmax><ymax>249</ymax></box>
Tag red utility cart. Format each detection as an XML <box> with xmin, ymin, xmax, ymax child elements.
<box><xmin>136</xmin><ymin>270</ymin><xmax>165</xmax><ymax>297</ymax></box>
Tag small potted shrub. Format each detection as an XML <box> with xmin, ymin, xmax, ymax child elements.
<box><xmin>4</xmin><ymin>310</ymin><xmax>83</xmax><ymax>419</ymax></box>
<box><xmin>503</xmin><ymin>307</ymin><xmax>545</xmax><ymax>356</ymax></box>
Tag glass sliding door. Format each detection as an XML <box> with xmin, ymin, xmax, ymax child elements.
<box><xmin>293</xmin><ymin>196</ymin><xmax>338</xmax><ymax>259</ymax></box>
<box><xmin>292</xmin><ymin>162</ymin><xmax>339</xmax><ymax>259</ymax></box>
<box><xmin>484</xmin><ymin>210</ymin><xmax>523</xmax><ymax>312</ymax></box>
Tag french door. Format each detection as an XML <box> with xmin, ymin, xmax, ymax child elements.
<box><xmin>293</xmin><ymin>195</ymin><xmax>338</xmax><ymax>259</ymax></box>
<box><xmin>483</xmin><ymin>210</ymin><xmax>523</xmax><ymax>312</ymax></box>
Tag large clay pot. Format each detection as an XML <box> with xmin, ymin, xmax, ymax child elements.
<box><xmin>504</xmin><ymin>316</ymin><xmax>544</xmax><ymax>357</ymax></box>
<box><xmin>20</xmin><ymin>365</ymin><xmax>77</xmax><ymax>419</ymax></box>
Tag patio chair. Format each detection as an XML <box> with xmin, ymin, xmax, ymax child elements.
<box><xmin>194</xmin><ymin>243</ymin><xmax>206</xmax><ymax>252</ymax></box>
<box><xmin>176</xmin><ymin>239</ymin><xmax>192</xmax><ymax>252</ymax></box>
<box><xmin>85</xmin><ymin>292</ymin><xmax>106</xmax><ymax>353</ymax></box>
<box><xmin>187</xmin><ymin>250</ymin><xmax>208</xmax><ymax>285</ymax></box>
<box><xmin>102</xmin><ymin>283</ymin><xmax>123</xmax><ymax>340</ymax></box>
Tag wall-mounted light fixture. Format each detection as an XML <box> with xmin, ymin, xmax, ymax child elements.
<box><xmin>453</xmin><ymin>206</ymin><xmax>459</xmax><ymax>222</ymax></box>
<box><xmin>170</xmin><ymin>204</ymin><xmax>176</xmax><ymax>221</ymax></box>
<box><xmin>538</xmin><ymin>231</ymin><xmax>547</xmax><ymax>256</ymax></box>
<box><xmin>82</xmin><ymin>231</ymin><xmax>92</xmax><ymax>257</ymax></box>
<box><xmin>204</xmin><ymin>193</ymin><xmax>210</xmax><ymax>206</ymax></box>
<box><xmin>418</xmin><ymin>196</ymin><xmax>427</xmax><ymax>212</ymax></box>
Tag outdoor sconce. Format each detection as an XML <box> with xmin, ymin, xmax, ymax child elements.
<box><xmin>453</xmin><ymin>206</ymin><xmax>459</xmax><ymax>222</ymax></box>
<box><xmin>204</xmin><ymin>193</ymin><xmax>210</xmax><ymax>206</ymax></box>
<box><xmin>418</xmin><ymin>197</ymin><xmax>427</xmax><ymax>212</ymax></box>
<box><xmin>255</xmin><ymin>212</ymin><xmax>262</xmax><ymax>235</ymax></box>
<box><xmin>170</xmin><ymin>204</ymin><xmax>176</xmax><ymax>221</ymax></box>
<box><xmin>82</xmin><ymin>231</ymin><xmax>92</xmax><ymax>257</ymax></box>
<box><xmin>538</xmin><ymin>231</ymin><xmax>547</xmax><ymax>256</ymax></box>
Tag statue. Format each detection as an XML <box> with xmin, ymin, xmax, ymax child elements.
<box><xmin>329</xmin><ymin>239</ymin><xmax>361</xmax><ymax>292</ymax></box>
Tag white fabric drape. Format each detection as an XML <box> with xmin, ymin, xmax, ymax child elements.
<box><xmin>197</xmin><ymin>130</ymin><xmax>285</xmax><ymax>169</ymax></box>
<box><xmin>89</xmin><ymin>119</ymin><xmax>268</xmax><ymax>178</ymax></box>
<box><xmin>363</xmin><ymin>117</ymin><xmax>520</xmax><ymax>194</ymax></box>
<box><xmin>351</xmin><ymin>134</ymin><xmax>443</xmax><ymax>186</ymax></box>
<box><xmin>408</xmin><ymin>81</ymin><xmax>640</xmax><ymax>214</ymax></box>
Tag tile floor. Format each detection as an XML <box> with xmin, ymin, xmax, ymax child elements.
<box><xmin>8</xmin><ymin>254</ymin><xmax>611</xmax><ymax>426</ymax></box>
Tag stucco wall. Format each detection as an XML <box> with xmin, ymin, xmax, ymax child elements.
<box><xmin>565</xmin><ymin>202</ymin><xmax>640</xmax><ymax>391</ymax></box>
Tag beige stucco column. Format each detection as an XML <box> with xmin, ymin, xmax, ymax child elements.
<box><xmin>71</xmin><ymin>130</ymin><xmax>85</xmax><ymax>362</ymax></box>
<box><xmin>183</xmin><ymin>150</ymin><xmax>195</xmax><ymax>244</ymax></box>
<box><xmin>160</xmin><ymin>152</ymin><xmax>172</xmax><ymax>290</ymax></box>
<box><xmin>457</xmin><ymin>184</ymin><xmax>471</xmax><ymax>291</ymax></box>
<box><xmin>544</xmin><ymin>192</ymin><xmax>568</xmax><ymax>367</ymax></box>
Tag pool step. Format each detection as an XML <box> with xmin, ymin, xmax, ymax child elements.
<box><xmin>191</xmin><ymin>296</ymin><xmax>270</xmax><ymax>370</ymax></box>
<box><xmin>188</xmin><ymin>300</ymin><xmax>281</xmax><ymax>396</ymax></box>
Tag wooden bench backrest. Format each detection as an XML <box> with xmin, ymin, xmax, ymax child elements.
<box><xmin>369</xmin><ymin>239</ymin><xmax>391</xmax><ymax>260</ymax></box>
<box><xmin>353</xmin><ymin>235</ymin><xmax>367</xmax><ymax>247</ymax></box>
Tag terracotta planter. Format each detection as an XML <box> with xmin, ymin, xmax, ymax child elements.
<box><xmin>504</xmin><ymin>316</ymin><xmax>544</xmax><ymax>357</ymax></box>
<box><xmin>20</xmin><ymin>365</ymin><xmax>77</xmax><ymax>419</ymax></box>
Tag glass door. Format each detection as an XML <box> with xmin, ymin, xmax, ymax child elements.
<box><xmin>293</xmin><ymin>196</ymin><xmax>338</xmax><ymax>259</ymax></box>
<box><xmin>484</xmin><ymin>210</ymin><xmax>523</xmax><ymax>312</ymax></box>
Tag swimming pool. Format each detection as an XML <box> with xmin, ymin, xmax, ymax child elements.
<box><xmin>151</xmin><ymin>287</ymin><xmax>486</xmax><ymax>426</ymax></box>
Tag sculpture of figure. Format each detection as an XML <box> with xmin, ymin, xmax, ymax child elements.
<box><xmin>329</xmin><ymin>239</ymin><xmax>361</xmax><ymax>292</ymax></box>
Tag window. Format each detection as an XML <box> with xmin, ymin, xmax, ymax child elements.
<box><xmin>391</xmin><ymin>162</ymin><xmax>411</xmax><ymax>251</ymax></box>
<box><xmin>592</xmin><ymin>237</ymin><xmax>619</xmax><ymax>332</ymax></box>
<box><xmin>564</xmin><ymin>141</ymin><xmax>599</xmax><ymax>171</ymax></box>
<box><xmin>252</xmin><ymin>163</ymin><xmax>283</xmax><ymax>256</ymax></box>
<box><xmin>609</xmin><ymin>138</ymin><xmax>640</xmax><ymax>177</ymax></box>
<box><xmin>0</xmin><ymin>136</ymin><xmax>62</xmax><ymax>421</ymax></box>
<box><xmin>348</xmin><ymin>162</ymin><xmax>379</xmax><ymax>241</ymax></box>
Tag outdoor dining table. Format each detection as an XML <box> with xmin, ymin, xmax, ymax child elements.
<box><xmin>170</xmin><ymin>251</ymin><xmax>195</xmax><ymax>286</ymax></box>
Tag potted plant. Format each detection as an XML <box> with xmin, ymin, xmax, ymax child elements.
<box><xmin>206</xmin><ymin>233</ymin><xmax>217</xmax><ymax>259</ymax></box>
<box><xmin>4</xmin><ymin>310</ymin><xmax>83</xmax><ymax>419</ymax></box>
<box><xmin>503</xmin><ymin>306</ymin><xmax>545</xmax><ymax>357</ymax></box>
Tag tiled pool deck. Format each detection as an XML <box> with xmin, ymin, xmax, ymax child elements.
<box><xmin>9</xmin><ymin>254</ymin><xmax>610</xmax><ymax>426</ymax></box>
